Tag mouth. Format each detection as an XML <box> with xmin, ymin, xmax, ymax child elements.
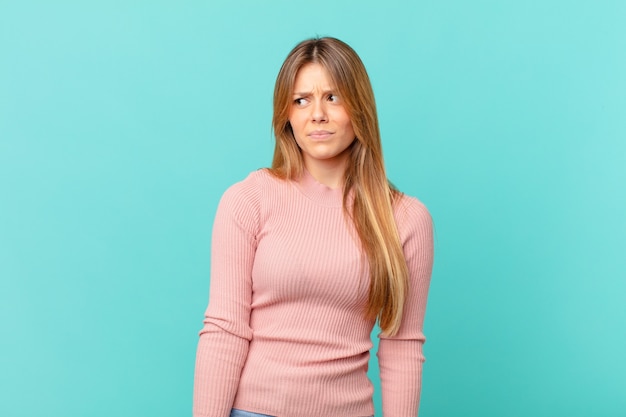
<box><xmin>308</xmin><ymin>130</ymin><xmax>334</xmax><ymax>139</ymax></box>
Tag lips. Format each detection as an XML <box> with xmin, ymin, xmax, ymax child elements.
<box><xmin>308</xmin><ymin>130</ymin><xmax>334</xmax><ymax>139</ymax></box>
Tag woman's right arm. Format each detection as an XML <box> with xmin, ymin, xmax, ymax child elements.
<box><xmin>193</xmin><ymin>178</ymin><xmax>260</xmax><ymax>417</ymax></box>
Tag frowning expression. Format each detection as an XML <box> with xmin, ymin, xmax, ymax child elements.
<box><xmin>289</xmin><ymin>63</ymin><xmax>356</xmax><ymax>173</ymax></box>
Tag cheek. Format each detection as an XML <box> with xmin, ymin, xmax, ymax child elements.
<box><xmin>346</xmin><ymin>119</ymin><xmax>355</xmax><ymax>131</ymax></box>
<box><xmin>288</xmin><ymin>119</ymin><xmax>304</xmax><ymax>143</ymax></box>
<box><xmin>337</xmin><ymin>110</ymin><xmax>353</xmax><ymax>130</ymax></box>
<box><xmin>343</xmin><ymin>118</ymin><xmax>355</xmax><ymax>136</ymax></box>
<box><xmin>288</xmin><ymin>121</ymin><xmax>300</xmax><ymax>139</ymax></box>
<box><xmin>288</xmin><ymin>113</ymin><xmax>304</xmax><ymax>131</ymax></box>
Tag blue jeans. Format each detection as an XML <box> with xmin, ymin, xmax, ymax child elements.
<box><xmin>230</xmin><ymin>409</ymin><xmax>274</xmax><ymax>417</ymax></box>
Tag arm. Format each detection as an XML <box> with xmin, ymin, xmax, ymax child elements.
<box><xmin>193</xmin><ymin>177</ymin><xmax>260</xmax><ymax>417</ymax></box>
<box><xmin>377</xmin><ymin>197</ymin><xmax>434</xmax><ymax>417</ymax></box>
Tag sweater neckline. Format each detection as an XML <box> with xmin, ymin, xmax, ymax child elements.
<box><xmin>295</xmin><ymin>168</ymin><xmax>344</xmax><ymax>208</ymax></box>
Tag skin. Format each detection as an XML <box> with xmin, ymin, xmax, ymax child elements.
<box><xmin>289</xmin><ymin>63</ymin><xmax>356</xmax><ymax>189</ymax></box>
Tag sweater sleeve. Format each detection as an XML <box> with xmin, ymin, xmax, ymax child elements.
<box><xmin>193</xmin><ymin>175</ymin><xmax>261</xmax><ymax>417</ymax></box>
<box><xmin>377</xmin><ymin>197</ymin><xmax>434</xmax><ymax>417</ymax></box>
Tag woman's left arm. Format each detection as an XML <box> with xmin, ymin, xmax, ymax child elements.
<box><xmin>377</xmin><ymin>197</ymin><xmax>434</xmax><ymax>417</ymax></box>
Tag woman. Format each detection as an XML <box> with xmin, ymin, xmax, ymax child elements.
<box><xmin>194</xmin><ymin>37</ymin><xmax>434</xmax><ymax>417</ymax></box>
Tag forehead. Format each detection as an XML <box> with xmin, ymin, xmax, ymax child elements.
<box><xmin>293</xmin><ymin>63</ymin><xmax>335</xmax><ymax>91</ymax></box>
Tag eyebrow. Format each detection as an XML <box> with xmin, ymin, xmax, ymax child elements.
<box><xmin>292</xmin><ymin>89</ymin><xmax>336</xmax><ymax>96</ymax></box>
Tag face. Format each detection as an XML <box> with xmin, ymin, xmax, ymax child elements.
<box><xmin>288</xmin><ymin>63</ymin><xmax>356</xmax><ymax>175</ymax></box>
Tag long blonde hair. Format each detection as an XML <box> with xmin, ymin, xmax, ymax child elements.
<box><xmin>270</xmin><ymin>37</ymin><xmax>409</xmax><ymax>336</ymax></box>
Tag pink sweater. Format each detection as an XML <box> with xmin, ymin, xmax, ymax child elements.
<box><xmin>193</xmin><ymin>169</ymin><xmax>434</xmax><ymax>417</ymax></box>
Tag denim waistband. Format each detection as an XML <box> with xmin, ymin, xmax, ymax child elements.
<box><xmin>230</xmin><ymin>409</ymin><xmax>274</xmax><ymax>417</ymax></box>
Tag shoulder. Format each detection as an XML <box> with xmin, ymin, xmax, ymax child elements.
<box><xmin>217</xmin><ymin>169</ymin><xmax>285</xmax><ymax>228</ymax></box>
<box><xmin>393</xmin><ymin>193</ymin><xmax>433</xmax><ymax>241</ymax></box>
<box><xmin>220</xmin><ymin>168</ymin><xmax>278</xmax><ymax>203</ymax></box>
<box><xmin>393</xmin><ymin>193</ymin><xmax>435</xmax><ymax>276</ymax></box>
<box><xmin>216</xmin><ymin>169</ymin><xmax>269</xmax><ymax>227</ymax></box>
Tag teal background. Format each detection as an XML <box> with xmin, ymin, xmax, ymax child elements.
<box><xmin>1</xmin><ymin>0</ymin><xmax>625</xmax><ymax>416</ymax></box>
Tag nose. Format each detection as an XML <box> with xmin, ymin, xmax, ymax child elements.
<box><xmin>311</xmin><ymin>99</ymin><xmax>327</xmax><ymax>122</ymax></box>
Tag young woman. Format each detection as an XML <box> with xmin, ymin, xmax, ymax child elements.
<box><xmin>193</xmin><ymin>37</ymin><xmax>434</xmax><ymax>417</ymax></box>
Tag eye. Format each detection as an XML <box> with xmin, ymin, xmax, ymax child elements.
<box><xmin>294</xmin><ymin>97</ymin><xmax>308</xmax><ymax>106</ymax></box>
<box><xmin>327</xmin><ymin>94</ymin><xmax>339</xmax><ymax>103</ymax></box>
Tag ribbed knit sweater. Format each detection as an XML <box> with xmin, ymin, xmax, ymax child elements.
<box><xmin>193</xmin><ymin>168</ymin><xmax>434</xmax><ymax>417</ymax></box>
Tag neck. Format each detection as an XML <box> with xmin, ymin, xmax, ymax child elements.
<box><xmin>303</xmin><ymin>158</ymin><xmax>347</xmax><ymax>189</ymax></box>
